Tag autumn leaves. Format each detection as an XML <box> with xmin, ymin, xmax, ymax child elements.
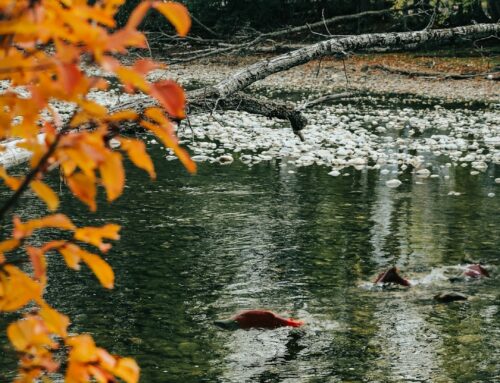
<box><xmin>0</xmin><ymin>0</ymin><xmax>193</xmax><ymax>382</ymax></box>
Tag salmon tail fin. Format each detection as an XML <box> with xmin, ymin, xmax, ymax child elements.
<box><xmin>286</xmin><ymin>318</ymin><xmax>305</xmax><ymax>327</ymax></box>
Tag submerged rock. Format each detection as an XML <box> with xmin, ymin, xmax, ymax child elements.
<box><xmin>386</xmin><ymin>179</ymin><xmax>402</xmax><ymax>188</ymax></box>
<box><xmin>434</xmin><ymin>292</ymin><xmax>468</xmax><ymax>303</ymax></box>
<box><xmin>217</xmin><ymin>154</ymin><xmax>234</xmax><ymax>165</ymax></box>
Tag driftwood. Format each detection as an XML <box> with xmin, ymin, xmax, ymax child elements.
<box><xmin>1</xmin><ymin>23</ymin><xmax>499</xmax><ymax>168</ymax></box>
<box><xmin>363</xmin><ymin>64</ymin><xmax>500</xmax><ymax>80</ymax></box>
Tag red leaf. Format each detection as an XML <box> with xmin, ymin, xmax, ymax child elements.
<box><xmin>149</xmin><ymin>80</ymin><xmax>186</xmax><ymax>119</ymax></box>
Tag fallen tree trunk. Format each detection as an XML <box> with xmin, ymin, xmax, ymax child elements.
<box><xmin>198</xmin><ymin>23</ymin><xmax>500</xmax><ymax>99</ymax></box>
<box><xmin>363</xmin><ymin>64</ymin><xmax>500</xmax><ymax>80</ymax></box>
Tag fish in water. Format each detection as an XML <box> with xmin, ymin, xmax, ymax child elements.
<box><xmin>374</xmin><ymin>266</ymin><xmax>411</xmax><ymax>287</ymax></box>
<box><xmin>214</xmin><ymin>310</ymin><xmax>304</xmax><ymax>330</ymax></box>
<box><xmin>463</xmin><ymin>264</ymin><xmax>490</xmax><ymax>278</ymax></box>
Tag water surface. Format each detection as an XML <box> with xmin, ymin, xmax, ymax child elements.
<box><xmin>0</xmin><ymin>135</ymin><xmax>499</xmax><ymax>383</ymax></box>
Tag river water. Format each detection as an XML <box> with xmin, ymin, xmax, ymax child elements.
<box><xmin>1</xmin><ymin>102</ymin><xmax>499</xmax><ymax>382</ymax></box>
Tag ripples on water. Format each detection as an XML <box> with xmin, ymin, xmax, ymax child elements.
<box><xmin>0</xmin><ymin>133</ymin><xmax>499</xmax><ymax>382</ymax></box>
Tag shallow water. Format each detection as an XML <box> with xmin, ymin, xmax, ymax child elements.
<box><xmin>1</xmin><ymin>115</ymin><xmax>499</xmax><ymax>382</ymax></box>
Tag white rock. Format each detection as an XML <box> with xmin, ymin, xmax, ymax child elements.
<box><xmin>416</xmin><ymin>169</ymin><xmax>431</xmax><ymax>178</ymax></box>
<box><xmin>328</xmin><ymin>170</ymin><xmax>341</xmax><ymax>177</ymax></box>
<box><xmin>495</xmin><ymin>178</ymin><xmax>500</xmax><ymax>184</ymax></box>
<box><xmin>487</xmin><ymin>192</ymin><xmax>495</xmax><ymax>198</ymax></box>
<box><xmin>191</xmin><ymin>155</ymin><xmax>210</xmax><ymax>162</ymax></box>
<box><xmin>386</xmin><ymin>179</ymin><xmax>402</xmax><ymax>188</ymax></box>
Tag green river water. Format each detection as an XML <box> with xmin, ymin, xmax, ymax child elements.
<box><xmin>0</xmin><ymin>137</ymin><xmax>499</xmax><ymax>382</ymax></box>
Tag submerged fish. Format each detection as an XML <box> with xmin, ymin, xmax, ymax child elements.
<box><xmin>463</xmin><ymin>264</ymin><xmax>490</xmax><ymax>278</ymax></box>
<box><xmin>374</xmin><ymin>266</ymin><xmax>411</xmax><ymax>287</ymax></box>
<box><xmin>214</xmin><ymin>310</ymin><xmax>304</xmax><ymax>330</ymax></box>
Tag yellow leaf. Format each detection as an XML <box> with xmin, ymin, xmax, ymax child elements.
<box><xmin>40</xmin><ymin>303</ymin><xmax>70</xmax><ymax>338</ymax></box>
<box><xmin>119</xmin><ymin>138</ymin><xmax>156</xmax><ymax>179</ymax></box>
<box><xmin>80</xmin><ymin>252</ymin><xmax>114</xmax><ymax>289</ymax></box>
<box><xmin>113</xmin><ymin>357</ymin><xmax>140</xmax><ymax>383</ymax></box>
<box><xmin>0</xmin><ymin>265</ymin><xmax>42</xmax><ymax>311</ymax></box>
<box><xmin>67</xmin><ymin>335</ymin><xmax>98</xmax><ymax>363</ymax></box>
<box><xmin>74</xmin><ymin>224</ymin><xmax>121</xmax><ymax>252</ymax></box>
<box><xmin>7</xmin><ymin>316</ymin><xmax>55</xmax><ymax>352</ymax></box>
<box><xmin>99</xmin><ymin>151</ymin><xmax>124</xmax><ymax>202</ymax></box>
<box><xmin>115</xmin><ymin>66</ymin><xmax>149</xmax><ymax>93</ymax></box>
<box><xmin>31</xmin><ymin>180</ymin><xmax>60</xmax><ymax>211</ymax></box>
<box><xmin>153</xmin><ymin>1</ymin><xmax>191</xmax><ymax>36</ymax></box>
<box><xmin>78</xmin><ymin>100</ymin><xmax>107</xmax><ymax>117</ymax></box>
<box><xmin>67</xmin><ymin>172</ymin><xmax>97</xmax><ymax>211</ymax></box>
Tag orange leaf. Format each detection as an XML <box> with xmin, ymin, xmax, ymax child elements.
<box><xmin>74</xmin><ymin>224</ymin><xmax>121</xmax><ymax>253</ymax></box>
<box><xmin>67</xmin><ymin>172</ymin><xmax>97</xmax><ymax>211</ymax></box>
<box><xmin>107</xmin><ymin>110</ymin><xmax>139</xmax><ymax>122</ymax></box>
<box><xmin>57</xmin><ymin>62</ymin><xmax>83</xmax><ymax>95</ymax></box>
<box><xmin>97</xmin><ymin>348</ymin><xmax>117</xmax><ymax>370</ymax></box>
<box><xmin>119</xmin><ymin>138</ymin><xmax>156</xmax><ymax>179</ymax></box>
<box><xmin>40</xmin><ymin>303</ymin><xmax>70</xmax><ymax>338</ymax></box>
<box><xmin>126</xmin><ymin>1</ymin><xmax>152</xmax><ymax>30</ymax></box>
<box><xmin>99</xmin><ymin>151</ymin><xmax>124</xmax><ymax>202</ymax></box>
<box><xmin>58</xmin><ymin>243</ymin><xmax>82</xmax><ymax>270</ymax></box>
<box><xmin>80</xmin><ymin>252</ymin><xmax>114</xmax><ymax>289</ymax></box>
<box><xmin>113</xmin><ymin>357</ymin><xmax>140</xmax><ymax>383</ymax></box>
<box><xmin>149</xmin><ymin>80</ymin><xmax>186</xmax><ymax>118</ymax></box>
<box><xmin>26</xmin><ymin>246</ymin><xmax>46</xmax><ymax>282</ymax></box>
<box><xmin>153</xmin><ymin>1</ymin><xmax>191</xmax><ymax>36</ymax></box>
<box><xmin>31</xmin><ymin>180</ymin><xmax>59</xmax><ymax>211</ymax></box>
<box><xmin>78</xmin><ymin>100</ymin><xmax>108</xmax><ymax>117</ymax></box>
<box><xmin>132</xmin><ymin>58</ymin><xmax>164</xmax><ymax>75</ymax></box>
<box><xmin>0</xmin><ymin>238</ymin><xmax>20</xmax><ymax>253</ymax></box>
<box><xmin>13</xmin><ymin>214</ymin><xmax>75</xmax><ymax>239</ymax></box>
<box><xmin>141</xmin><ymin>119</ymin><xmax>196</xmax><ymax>174</ymax></box>
<box><xmin>106</xmin><ymin>29</ymin><xmax>147</xmax><ymax>52</ymax></box>
<box><xmin>0</xmin><ymin>166</ymin><xmax>22</xmax><ymax>190</ymax></box>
